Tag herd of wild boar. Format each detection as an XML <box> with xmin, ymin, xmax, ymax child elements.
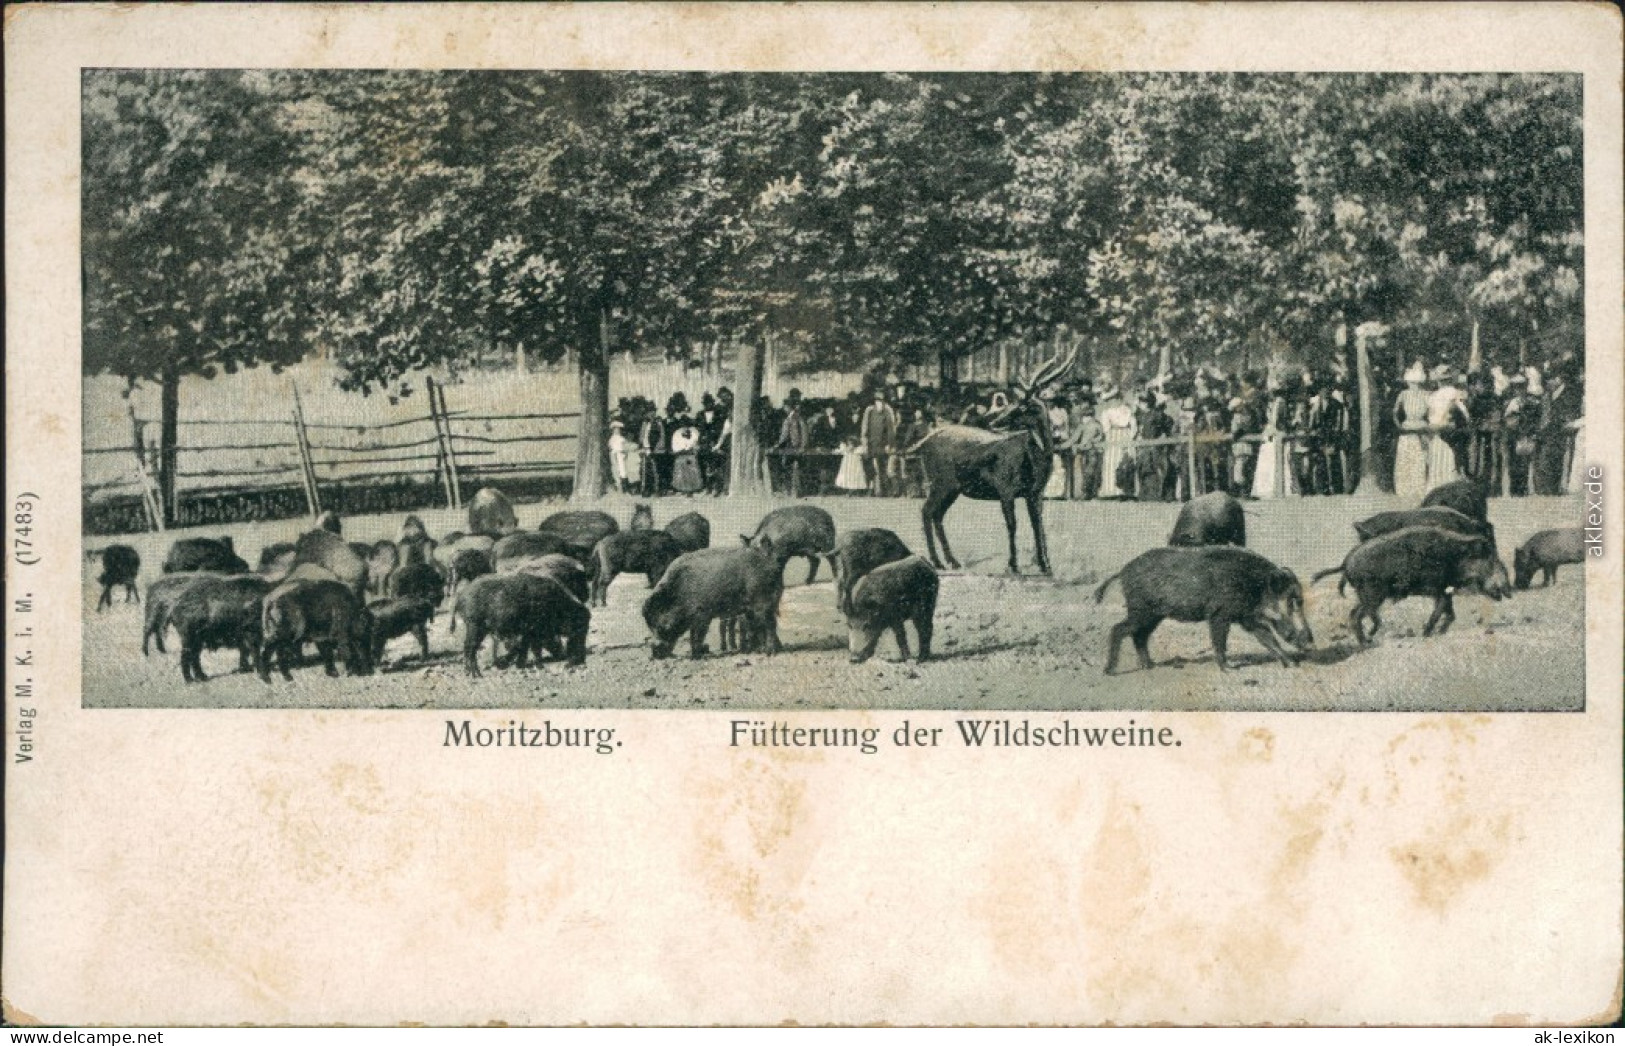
<box><xmin>93</xmin><ymin>477</ymin><xmax>1586</xmax><ymax>685</ymax></box>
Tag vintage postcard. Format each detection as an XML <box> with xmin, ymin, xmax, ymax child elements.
<box><xmin>5</xmin><ymin>2</ymin><xmax>1621</xmax><ymax>1027</ymax></box>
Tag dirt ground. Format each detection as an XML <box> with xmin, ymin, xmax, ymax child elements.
<box><xmin>81</xmin><ymin>491</ymin><xmax>1588</xmax><ymax>712</ymax></box>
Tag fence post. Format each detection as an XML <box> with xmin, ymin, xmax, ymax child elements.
<box><xmin>290</xmin><ymin>381</ymin><xmax>321</xmax><ymax>517</ymax></box>
<box><xmin>134</xmin><ymin>453</ymin><xmax>165</xmax><ymax>533</ymax></box>
<box><xmin>426</xmin><ymin>377</ymin><xmax>450</xmax><ymax>508</ymax></box>
<box><xmin>425</xmin><ymin>376</ymin><xmax>457</xmax><ymax>510</ymax></box>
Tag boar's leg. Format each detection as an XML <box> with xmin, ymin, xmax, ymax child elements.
<box><xmin>754</xmin><ymin>611</ymin><xmax>782</xmax><ymax>655</ymax></box>
<box><xmin>1104</xmin><ymin>620</ymin><xmax>1133</xmax><ymax>674</ymax></box>
<box><xmin>891</xmin><ymin>623</ymin><xmax>912</xmax><ymax>661</ymax></box>
<box><xmin>1422</xmin><ymin>593</ymin><xmax>1455</xmax><ymax>637</ymax></box>
<box><xmin>317</xmin><ymin>641</ymin><xmax>340</xmax><ymax>677</ymax></box>
<box><xmin>688</xmin><ymin>619</ymin><xmax>712</xmax><ymax>659</ymax></box>
<box><xmin>1543</xmin><ymin>565</ymin><xmax>1557</xmax><ymax>586</ymax></box>
<box><xmin>805</xmin><ymin>555</ymin><xmax>820</xmax><ymax>586</ymax></box>
<box><xmin>97</xmin><ymin>584</ymin><xmax>112</xmax><ymax>612</ymax></box>
<box><xmin>414</xmin><ymin>623</ymin><xmax>430</xmax><ymax>660</ymax></box>
<box><xmin>913</xmin><ymin>615</ymin><xmax>933</xmax><ymax>662</ymax></box>
<box><xmin>1130</xmin><ymin>617</ymin><xmax>1161</xmax><ymax>671</ymax></box>
<box><xmin>463</xmin><ymin>629</ymin><xmax>485</xmax><ymax>679</ymax></box>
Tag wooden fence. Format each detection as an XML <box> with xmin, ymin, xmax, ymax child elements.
<box><xmin>83</xmin><ymin>377</ymin><xmax>579</xmax><ymax>533</ymax></box>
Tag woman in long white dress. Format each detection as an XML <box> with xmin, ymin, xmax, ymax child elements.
<box><xmin>835</xmin><ymin>441</ymin><xmax>867</xmax><ymax>494</ymax></box>
<box><xmin>1250</xmin><ymin>388</ymin><xmax>1300</xmax><ymax>499</ymax></box>
<box><xmin>1424</xmin><ymin>365</ymin><xmax>1467</xmax><ymax>489</ymax></box>
<box><xmin>1098</xmin><ymin>395</ymin><xmax>1137</xmax><ymax>498</ymax></box>
<box><xmin>1392</xmin><ymin>363</ymin><xmax>1431</xmax><ymax>498</ymax></box>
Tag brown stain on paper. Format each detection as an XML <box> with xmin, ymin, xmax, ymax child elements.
<box><xmin>690</xmin><ymin>754</ymin><xmax>818</xmax><ymax>936</ymax></box>
<box><xmin>1380</xmin><ymin>716</ymin><xmax>1520</xmax><ymax>914</ymax></box>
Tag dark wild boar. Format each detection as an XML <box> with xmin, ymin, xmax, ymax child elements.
<box><xmin>294</xmin><ymin>529</ymin><xmax>368</xmax><ymax>598</ymax></box>
<box><xmin>537</xmin><ymin>510</ymin><xmax>620</xmax><ymax>562</ymax></box>
<box><xmin>1312</xmin><ymin>526</ymin><xmax>1511</xmax><ymax>644</ymax></box>
<box><xmin>511</xmin><ymin>553</ymin><xmax>590</xmax><ymax>605</ymax></box>
<box><xmin>1167</xmin><ymin>492</ymin><xmax>1246</xmax><ymax>547</ymax></box>
<box><xmin>259</xmin><ymin>577</ymin><xmax>374</xmax><ymax>682</ymax></box>
<box><xmin>257</xmin><ymin>542</ymin><xmax>299</xmax><ymax>582</ymax></box>
<box><xmin>1354</xmin><ymin>506</ymin><xmax>1494</xmax><ymax>545</ymax></box>
<box><xmin>448</xmin><ymin>547</ymin><xmax>494</xmax><ymax>600</ymax></box>
<box><xmin>1095</xmin><ymin>547</ymin><xmax>1313</xmax><ymax>673</ymax></box>
<box><xmin>844</xmin><ymin>555</ymin><xmax>938</xmax><ymax>664</ymax></box>
<box><xmin>95</xmin><ymin>545</ymin><xmax>141</xmax><ymax>610</ymax></box>
<box><xmin>491</xmin><ymin>531</ymin><xmax>572</xmax><ymax>572</ymax></box>
<box><xmin>743</xmin><ymin>505</ymin><xmax>837</xmax><ymax>584</ymax></box>
<box><xmin>826</xmin><ymin>528</ymin><xmax>912</xmax><ymax>614</ymax></box>
<box><xmin>642</xmin><ymin>545</ymin><xmax>783</xmax><ymax>659</ymax></box>
<box><xmin>1420</xmin><ymin>478</ymin><xmax>1489</xmax><ymax>522</ymax></box>
<box><xmin>163</xmin><ymin>536</ymin><xmax>249</xmax><ymax>575</ymax></box>
<box><xmin>467</xmin><ymin>487</ymin><xmax>519</xmax><ymax>537</ymax></box>
<box><xmin>664</xmin><ymin>511</ymin><xmax>711</xmax><ymax>553</ymax></box>
<box><xmin>368</xmin><ymin>596</ymin><xmax>436</xmax><ymax>665</ymax></box>
<box><xmin>1514</xmin><ymin>528</ymin><xmax>1586</xmax><ymax>589</ymax></box>
<box><xmin>167</xmin><ymin>574</ymin><xmax>271</xmax><ymax>683</ymax></box>
<box><xmin>143</xmin><ymin>572</ymin><xmax>212</xmax><ymax>655</ymax></box>
<box><xmin>387</xmin><ymin>561</ymin><xmax>447</xmax><ymax>607</ymax></box>
<box><xmin>434</xmin><ymin>533</ymin><xmax>496</xmax><ymax>575</ymax></box>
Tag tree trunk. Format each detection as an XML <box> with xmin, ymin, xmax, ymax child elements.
<box><xmin>997</xmin><ymin>342</ymin><xmax>1010</xmax><ymax>385</ymax></box>
<box><xmin>729</xmin><ymin>333</ymin><xmax>768</xmax><ymax>496</ymax></box>
<box><xmin>158</xmin><ymin>365</ymin><xmax>181</xmax><ymax>525</ymax></box>
<box><xmin>1353</xmin><ymin>324</ymin><xmax>1379</xmax><ymax>495</ymax></box>
<box><xmin>1158</xmin><ymin>338</ymin><xmax>1172</xmax><ymax>377</ymax></box>
<box><xmin>572</xmin><ymin>311</ymin><xmax>611</xmax><ymax>500</ymax></box>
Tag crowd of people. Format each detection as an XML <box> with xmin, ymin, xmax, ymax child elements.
<box><xmin>605</xmin><ymin>351</ymin><xmax>1585</xmax><ymax>502</ymax></box>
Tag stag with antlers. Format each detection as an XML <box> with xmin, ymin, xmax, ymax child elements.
<box><xmin>910</xmin><ymin>346</ymin><xmax>1078</xmax><ymax>575</ymax></box>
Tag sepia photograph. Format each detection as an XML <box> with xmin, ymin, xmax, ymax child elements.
<box><xmin>81</xmin><ymin>68</ymin><xmax>1588</xmax><ymax>712</ymax></box>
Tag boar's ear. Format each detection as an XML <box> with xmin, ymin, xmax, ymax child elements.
<box><xmin>739</xmin><ymin>534</ymin><xmax>752</xmax><ymax>547</ymax></box>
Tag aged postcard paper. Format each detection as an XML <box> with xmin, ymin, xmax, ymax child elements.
<box><xmin>5</xmin><ymin>1</ymin><xmax>1622</xmax><ymax>1027</ymax></box>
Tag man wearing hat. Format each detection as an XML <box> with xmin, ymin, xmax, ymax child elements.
<box><xmin>1502</xmin><ymin>372</ymin><xmax>1533</xmax><ymax>495</ymax></box>
<box><xmin>860</xmin><ymin>387</ymin><xmax>898</xmax><ymax>497</ymax></box>
<box><xmin>639</xmin><ymin>401</ymin><xmax>670</xmax><ymax>496</ymax></box>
